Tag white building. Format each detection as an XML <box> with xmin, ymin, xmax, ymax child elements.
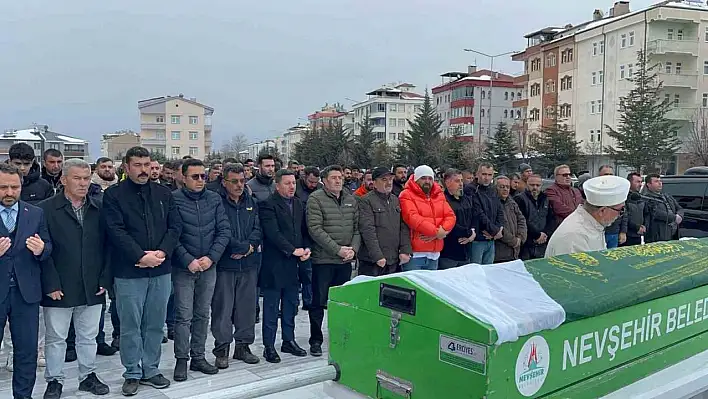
<box><xmin>247</xmin><ymin>140</ymin><xmax>276</xmax><ymax>161</ymax></box>
<box><xmin>0</xmin><ymin>125</ymin><xmax>90</xmax><ymax>163</ymax></box>
<box><xmin>281</xmin><ymin>124</ymin><xmax>309</xmax><ymax>164</ymax></box>
<box><xmin>351</xmin><ymin>83</ymin><xmax>424</xmax><ymax>146</ymax></box>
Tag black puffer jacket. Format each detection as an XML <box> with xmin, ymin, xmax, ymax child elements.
<box><xmin>218</xmin><ymin>187</ymin><xmax>262</xmax><ymax>272</ymax></box>
<box><xmin>41</xmin><ymin>169</ymin><xmax>63</xmax><ymax>195</ymax></box>
<box><xmin>514</xmin><ymin>191</ymin><xmax>551</xmax><ymax>241</ymax></box>
<box><xmin>466</xmin><ymin>183</ymin><xmax>504</xmax><ymax>240</ymax></box>
<box><xmin>172</xmin><ymin>188</ymin><xmax>231</xmax><ymax>269</ymax></box>
<box><xmin>625</xmin><ymin>191</ymin><xmax>649</xmax><ymax>238</ymax></box>
<box><xmin>441</xmin><ymin>191</ymin><xmax>476</xmax><ymax>262</ymax></box>
<box><xmin>21</xmin><ymin>163</ymin><xmax>54</xmax><ymax>205</ymax></box>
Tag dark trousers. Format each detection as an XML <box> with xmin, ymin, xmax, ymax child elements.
<box><xmin>166</xmin><ymin>291</ymin><xmax>175</xmax><ymax>334</ymax></box>
<box><xmin>67</xmin><ymin>299</ymin><xmax>118</xmax><ymax>350</ymax></box>
<box><xmin>358</xmin><ymin>260</ymin><xmax>398</xmax><ymax>276</ymax></box>
<box><xmin>211</xmin><ymin>269</ymin><xmax>258</xmax><ymax>357</ymax></box>
<box><xmin>0</xmin><ymin>286</ymin><xmax>39</xmax><ymax>398</ymax></box>
<box><xmin>300</xmin><ymin>260</ymin><xmax>313</xmax><ymax>308</ymax></box>
<box><xmin>622</xmin><ymin>236</ymin><xmax>643</xmax><ymax>247</ymax></box>
<box><xmin>262</xmin><ymin>285</ymin><xmax>299</xmax><ymax>347</ymax></box>
<box><xmin>308</xmin><ymin>263</ymin><xmax>351</xmax><ymax>346</ymax></box>
<box><xmin>437</xmin><ymin>258</ymin><xmax>467</xmax><ymax>270</ymax></box>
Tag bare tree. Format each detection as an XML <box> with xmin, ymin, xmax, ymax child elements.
<box><xmin>221</xmin><ymin>133</ymin><xmax>249</xmax><ymax>159</ymax></box>
<box><xmin>583</xmin><ymin>141</ymin><xmax>603</xmax><ymax>174</ymax></box>
<box><xmin>514</xmin><ymin>123</ymin><xmax>531</xmax><ymax>161</ymax></box>
<box><xmin>686</xmin><ymin>108</ymin><xmax>708</xmax><ymax>166</ymax></box>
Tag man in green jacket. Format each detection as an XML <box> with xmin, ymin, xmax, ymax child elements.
<box><xmin>306</xmin><ymin>165</ymin><xmax>360</xmax><ymax>357</ymax></box>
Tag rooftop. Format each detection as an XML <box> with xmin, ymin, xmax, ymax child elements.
<box><xmin>2</xmin><ymin>126</ymin><xmax>88</xmax><ymax>144</ymax></box>
<box><xmin>138</xmin><ymin>94</ymin><xmax>214</xmax><ymax>113</ymax></box>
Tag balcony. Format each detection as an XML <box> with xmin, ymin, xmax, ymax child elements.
<box><xmin>657</xmin><ymin>72</ymin><xmax>698</xmax><ymax>89</ymax></box>
<box><xmin>513</xmin><ymin>74</ymin><xmax>529</xmax><ymax>84</ymax></box>
<box><xmin>368</xmin><ymin>111</ymin><xmax>386</xmax><ymax>119</ymax></box>
<box><xmin>141</xmin><ymin>123</ymin><xmax>166</xmax><ymax>130</ymax></box>
<box><xmin>647</xmin><ymin>39</ymin><xmax>699</xmax><ymax>56</ymax></box>
<box><xmin>512</xmin><ymin>99</ymin><xmax>529</xmax><ymax>108</ymax></box>
<box><xmin>64</xmin><ymin>150</ymin><xmax>86</xmax><ymax>157</ymax></box>
<box><xmin>141</xmin><ymin>138</ymin><xmax>166</xmax><ymax>145</ymax></box>
<box><xmin>666</xmin><ymin>107</ymin><xmax>697</xmax><ymax>120</ymax></box>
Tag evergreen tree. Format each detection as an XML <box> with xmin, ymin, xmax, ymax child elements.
<box><xmin>442</xmin><ymin>129</ymin><xmax>471</xmax><ymax>171</ymax></box>
<box><xmin>605</xmin><ymin>50</ymin><xmax>681</xmax><ymax>173</ymax></box>
<box><xmin>483</xmin><ymin>122</ymin><xmax>517</xmax><ymax>174</ymax></box>
<box><xmin>293</xmin><ymin>128</ymin><xmax>324</xmax><ymax>166</ymax></box>
<box><xmin>148</xmin><ymin>151</ymin><xmax>167</xmax><ymax>164</ymax></box>
<box><xmin>320</xmin><ymin>121</ymin><xmax>353</xmax><ymax>166</ymax></box>
<box><xmin>371</xmin><ymin>141</ymin><xmax>396</xmax><ymax>168</ymax></box>
<box><xmin>530</xmin><ymin>112</ymin><xmax>582</xmax><ymax>177</ymax></box>
<box><xmin>399</xmin><ymin>89</ymin><xmax>444</xmax><ymax>168</ymax></box>
<box><xmin>353</xmin><ymin>110</ymin><xmax>376</xmax><ymax>168</ymax></box>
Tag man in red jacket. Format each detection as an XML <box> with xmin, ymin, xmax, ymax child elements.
<box><xmin>545</xmin><ymin>164</ymin><xmax>583</xmax><ymax>236</ymax></box>
<box><xmin>399</xmin><ymin>165</ymin><xmax>456</xmax><ymax>271</ymax></box>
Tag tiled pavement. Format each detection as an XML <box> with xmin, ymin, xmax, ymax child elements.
<box><xmin>0</xmin><ymin>301</ymin><xmax>336</xmax><ymax>399</ymax></box>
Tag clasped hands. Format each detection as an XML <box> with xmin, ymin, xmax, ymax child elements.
<box><xmin>293</xmin><ymin>247</ymin><xmax>311</xmax><ymax>262</ymax></box>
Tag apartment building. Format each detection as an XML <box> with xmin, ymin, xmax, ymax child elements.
<box><xmin>0</xmin><ymin>125</ymin><xmax>90</xmax><ymax>162</ymax></box>
<box><xmin>138</xmin><ymin>94</ymin><xmax>214</xmax><ymax>159</ymax></box>
<box><xmin>513</xmin><ymin>0</ymin><xmax>708</xmax><ymax>173</ymax></box>
<box><xmin>308</xmin><ymin>104</ymin><xmax>346</xmax><ymax>132</ymax></box>
<box><xmin>247</xmin><ymin>139</ymin><xmax>276</xmax><ymax>161</ymax></box>
<box><xmin>100</xmin><ymin>131</ymin><xmax>140</xmax><ymax>160</ymax></box>
<box><xmin>281</xmin><ymin>124</ymin><xmax>309</xmax><ymax>164</ymax></box>
<box><xmin>351</xmin><ymin>83</ymin><xmax>424</xmax><ymax>147</ymax></box>
<box><xmin>432</xmin><ymin>66</ymin><xmax>523</xmax><ymax>143</ymax></box>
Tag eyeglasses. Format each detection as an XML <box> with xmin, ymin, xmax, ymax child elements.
<box><xmin>556</xmin><ymin>173</ymin><xmax>572</xmax><ymax>177</ymax></box>
<box><xmin>606</xmin><ymin>205</ymin><xmax>625</xmax><ymax>215</ymax></box>
<box><xmin>189</xmin><ymin>174</ymin><xmax>207</xmax><ymax>181</ymax></box>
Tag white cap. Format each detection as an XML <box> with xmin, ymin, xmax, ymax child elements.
<box><xmin>583</xmin><ymin>175</ymin><xmax>630</xmax><ymax>207</ymax></box>
<box><xmin>413</xmin><ymin>165</ymin><xmax>435</xmax><ymax>180</ymax></box>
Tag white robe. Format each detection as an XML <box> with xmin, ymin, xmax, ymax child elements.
<box><xmin>545</xmin><ymin>205</ymin><xmax>606</xmax><ymax>257</ymax></box>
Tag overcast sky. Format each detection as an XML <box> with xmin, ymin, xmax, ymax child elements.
<box><xmin>0</xmin><ymin>0</ymin><xmax>656</xmax><ymax>156</ymax></box>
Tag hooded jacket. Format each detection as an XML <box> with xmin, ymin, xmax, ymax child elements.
<box><xmin>295</xmin><ymin>178</ymin><xmax>322</xmax><ymax>204</ymax></box>
<box><xmin>42</xmin><ymin>168</ymin><xmax>63</xmax><ymax>195</ymax></box>
<box><xmin>91</xmin><ymin>173</ymin><xmax>118</xmax><ymax>192</ymax></box>
<box><xmin>643</xmin><ymin>189</ymin><xmax>683</xmax><ymax>243</ymax></box>
<box><xmin>247</xmin><ymin>173</ymin><xmax>275</xmax><ymax>203</ymax></box>
<box><xmin>399</xmin><ymin>175</ymin><xmax>456</xmax><ymax>253</ymax></box>
<box><xmin>466</xmin><ymin>182</ymin><xmax>504</xmax><ymax>240</ymax></box>
<box><xmin>354</xmin><ymin>184</ymin><xmax>370</xmax><ymax>197</ymax></box>
<box><xmin>217</xmin><ymin>186</ymin><xmax>262</xmax><ymax>272</ymax></box>
<box><xmin>21</xmin><ymin>162</ymin><xmax>55</xmax><ymax>205</ymax></box>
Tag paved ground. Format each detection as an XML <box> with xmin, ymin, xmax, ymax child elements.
<box><xmin>0</xmin><ymin>300</ymin><xmax>334</xmax><ymax>399</ymax></box>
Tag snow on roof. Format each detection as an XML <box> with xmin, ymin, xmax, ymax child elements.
<box><xmin>2</xmin><ymin>129</ymin><xmax>42</xmax><ymax>141</ymax></box>
<box><xmin>666</xmin><ymin>1</ymin><xmax>708</xmax><ymax>10</ymax></box>
<box><xmin>56</xmin><ymin>135</ymin><xmax>85</xmax><ymax>143</ymax></box>
<box><xmin>576</xmin><ymin>16</ymin><xmax>622</xmax><ymax>33</ymax></box>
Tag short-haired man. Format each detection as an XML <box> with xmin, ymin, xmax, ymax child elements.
<box><xmin>171</xmin><ymin>159</ymin><xmax>231</xmax><ymax>381</ymax></box>
<box><xmin>259</xmin><ymin>169</ymin><xmax>310</xmax><ymax>363</ymax></box>
<box><xmin>358</xmin><ymin>167</ymin><xmax>413</xmax><ymax>275</ymax></box>
<box><xmin>494</xmin><ymin>176</ymin><xmax>527</xmax><ymax>263</ymax></box>
<box><xmin>148</xmin><ymin>161</ymin><xmax>162</xmax><ymax>183</ymax></box>
<box><xmin>8</xmin><ymin>143</ymin><xmax>53</xmax><ymax>205</ymax></box>
<box><xmin>514</xmin><ymin>174</ymin><xmax>551</xmax><ymax>259</ymax></box>
<box><xmin>92</xmin><ymin>157</ymin><xmax>119</xmax><ymax>192</ymax></box>
<box><xmin>546</xmin><ymin>175</ymin><xmax>629</xmax><ymax>257</ymax></box>
<box><xmin>391</xmin><ymin>164</ymin><xmax>407</xmax><ymax>197</ymax></box>
<box><xmin>307</xmin><ymin>165</ymin><xmax>360</xmax><ymax>357</ymax></box>
<box><xmin>102</xmin><ymin>147</ymin><xmax>182</xmax><ymax>395</ymax></box>
<box><xmin>247</xmin><ymin>154</ymin><xmax>276</xmax><ymax>203</ymax></box>
<box><xmin>643</xmin><ymin>174</ymin><xmax>683</xmax><ymax>243</ymax></box>
<box><xmin>0</xmin><ymin>163</ymin><xmax>52</xmax><ymax>399</ymax></box>
<box><xmin>42</xmin><ymin>149</ymin><xmax>64</xmax><ymax>195</ymax></box>
<box><xmin>354</xmin><ymin>171</ymin><xmax>374</xmax><ymax>197</ymax></box>
<box><xmin>622</xmin><ymin>173</ymin><xmax>649</xmax><ymax>246</ymax></box>
<box><xmin>160</xmin><ymin>161</ymin><xmax>176</xmax><ymax>189</ymax></box>
<box><xmin>211</xmin><ymin>164</ymin><xmax>261</xmax><ymax>368</ymax></box>
<box><xmin>467</xmin><ymin>163</ymin><xmax>504</xmax><ymax>265</ymax></box>
<box><xmin>439</xmin><ymin>169</ymin><xmax>475</xmax><ymax>270</ymax></box>
<box><xmin>294</xmin><ymin>166</ymin><xmax>321</xmax><ymax>310</ymax></box>
<box><xmin>399</xmin><ymin>165</ymin><xmax>456</xmax><ymax>271</ymax></box>
<box><xmin>40</xmin><ymin>159</ymin><xmax>111</xmax><ymax>398</ymax></box>
<box><xmin>171</xmin><ymin>159</ymin><xmax>185</xmax><ymax>190</ymax></box>
<box><xmin>545</xmin><ymin>164</ymin><xmax>583</xmax><ymax>235</ymax></box>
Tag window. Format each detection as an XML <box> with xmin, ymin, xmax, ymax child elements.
<box><xmin>389</xmin><ymin>134</ymin><xmax>396</xmax><ymax>141</ymax></box>
<box><xmin>397</xmin><ymin>133</ymin><xmax>404</xmax><ymax>141</ymax></box>
<box><xmin>621</xmin><ymin>33</ymin><xmax>627</xmax><ymax>49</ymax></box>
<box><xmin>156</xmin><ymin>115</ymin><xmax>164</xmax><ymax>123</ymax></box>
<box><xmin>591</xmin><ymin>101</ymin><xmax>596</xmax><ymax>114</ymax></box>
<box><xmin>488</xmin><ymin>91</ymin><xmax>492</xmax><ymax>99</ymax></box>
<box><xmin>629</xmin><ymin>31</ymin><xmax>635</xmax><ymax>46</ymax></box>
<box><xmin>171</xmin><ymin>115</ymin><xmax>180</xmax><ymax>124</ymax></box>
<box><xmin>398</xmin><ymin>118</ymin><xmax>405</xmax><ymax>127</ymax></box>
<box><xmin>678</xmin><ymin>29</ymin><xmax>684</xmax><ymax>40</ymax></box>
<box><xmin>505</xmin><ymin>92</ymin><xmax>509</xmax><ymax>100</ymax></box>
<box><xmin>620</xmin><ymin>65</ymin><xmax>626</xmax><ymax>79</ymax></box>
<box><xmin>189</xmin><ymin>116</ymin><xmax>198</xmax><ymax>124</ymax></box>
<box><xmin>530</xmin><ymin>83</ymin><xmax>541</xmax><ymax>96</ymax></box>
<box><xmin>665</xmin><ymin>93</ymin><xmax>671</xmax><ymax>104</ymax></box>
<box><xmin>189</xmin><ymin>131</ymin><xmax>198</xmax><ymax>140</ymax></box>
<box><xmin>389</xmin><ymin>118</ymin><xmax>396</xmax><ymax>127</ymax></box>
<box><xmin>704</xmin><ymin>61</ymin><xmax>708</xmax><ymax>75</ymax></box>
<box><xmin>517</xmin><ymin>92</ymin><xmax>522</xmax><ymax>98</ymax></box>
<box><xmin>592</xmin><ymin>72</ymin><xmax>597</xmax><ymax>85</ymax></box>
<box><xmin>665</xmin><ymin>61</ymin><xmax>673</xmax><ymax>74</ymax></box>
<box><xmin>376</xmin><ymin>132</ymin><xmax>384</xmax><ymax>140</ymax></box>
<box><xmin>669</xmin><ymin>183</ymin><xmax>705</xmax><ymax>211</ymax></box>
<box><xmin>628</xmin><ymin>63</ymin><xmax>634</xmax><ymax>77</ymax></box>
<box><xmin>530</xmin><ymin>109</ymin><xmax>540</xmax><ymax>121</ymax></box>
<box><xmin>592</xmin><ymin>42</ymin><xmax>598</xmax><ymax>56</ymax></box>
<box><xmin>171</xmin><ymin>131</ymin><xmax>180</xmax><ymax>140</ymax></box>
<box><xmin>674</xmin><ymin>94</ymin><xmax>680</xmax><ymax>107</ymax></box>
<box><xmin>561</xmin><ymin>48</ymin><xmax>574</xmax><ymax>63</ymax></box>
<box><xmin>414</xmin><ymin>105</ymin><xmax>421</xmax><ymax>113</ymax></box>
<box><xmin>377</xmin><ymin>103</ymin><xmax>386</xmax><ymax>112</ymax></box>
<box><xmin>156</xmin><ymin>131</ymin><xmax>166</xmax><ymax>140</ymax></box>
<box><xmin>600</xmin><ymin>40</ymin><xmax>605</xmax><ymax>54</ymax></box>
<box><xmin>33</xmin><ymin>142</ymin><xmax>41</xmax><ymax>151</ymax></box>
<box><xmin>389</xmin><ymin>103</ymin><xmax>397</xmax><ymax>112</ymax></box>
<box><xmin>511</xmin><ymin>92</ymin><xmax>515</xmax><ymax>100</ymax></box>
<box><xmin>705</xmin><ymin>27</ymin><xmax>708</xmax><ymax>42</ymax></box>
<box><xmin>545</xmin><ymin>106</ymin><xmax>554</xmax><ymax>118</ymax></box>
<box><xmin>546</xmin><ymin>54</ymin><xmax>556</xmax><ymax>67</ymax></box>
<box><xmin>590</xmin><ymin>130</ymin><xmax>595</xmax><ymax>142</ymax></box>
<box><xmin>481</xmin><ymin>109</ymin><xmax>485</xmax><ymax>117</ymax></box>
<box><xmin>189</xmin><ymin>147</ymin><xmax>198</xmax><ymax>156</ymax></box>
<box><xmin>481</xmin><ymin>91</ymin><xmax>486</xmax><ymax>100</ymax></box>
<box><xmin>599</xmin><ymin>70</ymin><xmax>604</xmax><ymax>84</ymax></box>
<box><xmin>171</xmin><ymin>146</ymin><xmax>180</xmax><ymax>156</ymax></box>
<box><xmin>504</xmin><ymin>110</ymin><xmax>509</xmax><ymax>118</ymax></box>
<box><xmin>400</xmin><ymin>104</ymin><xmax>405</xmax><ymax>112</ymax></box>
<box><xmin>668</xmin><ymin>29</ymin><xmax>674</xmax><ymax>40</ymax></box>
<box><xmin>676</xmin><ymin>62</ymin><xmax>682</xmax><ymax>74</ymax></box>
<box><xmin>559</xmin><ymin>104</ymin><xmax>572</xmax><ymax>118</ymax></box>
<box><xmin>703</xmin><ymin>93</ymin><xmax>708</xmax><ymax>107</ymax></box>
<box><xmin>598</xmin><ymin>100</ymin><xmax>603</xmax><ymax>113</ymax></box>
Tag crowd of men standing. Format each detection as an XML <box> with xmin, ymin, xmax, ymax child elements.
<box><xmin>0</xmin><ymin>143</ymin><xmax>686</xmax><ymax>399</ymax></box>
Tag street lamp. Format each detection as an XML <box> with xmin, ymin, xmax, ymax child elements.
<box><xmin>463</xmin><ymin>49</ymin><xmax>518</xmax><ymax>142</ymax></box>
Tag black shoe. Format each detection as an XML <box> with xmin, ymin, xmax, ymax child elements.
<box><xmin>97</xmin><ymin>342</ymin><xmax>118</xmax><ymax>356</ymax></box>
<box><xmin>43</xmin><ymin>380</ymin><xmax>62</xmax><ymax>399</ymax></box>
<box><xmin>310</xmin><ymin>343</ymin><xmax>323</xmax><ymax>357</ymax></box>
<box><xmin>139</xmin><ymin>374</ymin><xmax>170</xmax><ymax>389</ymax></box>
<box><xmin>162</xmin><ymin>335</ymin><xmax>168</xmax><ymax>344</ymax></box>
<box><xmin>64</xmin><ymin>348</ymin><xmax>77</xmax><ymax>363</ymax></box>
<box><xmin>281</xmin><ymin>341</ymin><xmax>307</xmax><ymax>357</ymax></box>
<box><xmin>121</xmin><ymin>379</ymin><xmax>139</xmax><ymax>396</ymax></box>
<box><xmin>111</xmin><ymin>337</ymin><xmax>120</xmax><ymax>350</ymax></box>
<box><xmin>233</xmin><ymin>344</ymin><xmax>260</xmax><ymax>364</ymax></box>
<box><xmin>190</xmin><ymin>358</ymin><xmax>219</xmax><ymax>375</ymax></box>
<box><xmin>79</xmin><ymin>372</ymin><xmax>110</xmax><ymax>395</ymax></box>
<box><xmin>173</xmin><ymin>359</ymin><xmax>188</xmax><ymax>382</ymax></box>
<box><xmin>302</xmin><ymin>304</ymin><xmax>311</xmax><ymax>311</ymax></box>
<box><xmin>215</xmin><ymin>356</ymin><xmax>229</xmax><ymax>369</ymax></box>
<box><xmin>263</xmin><ymin>346</ymin><xmax>281</xmax><ymax>363</ymax></box>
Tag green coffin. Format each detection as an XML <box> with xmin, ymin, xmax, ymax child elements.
<box><xmin>327</xmin><ymin>238</ymin><xmax>708</xmax><ymax>399</ymax></box>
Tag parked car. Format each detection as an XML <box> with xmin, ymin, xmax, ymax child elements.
<box><xmin>659</xmin><ymin>175</ymin><xmax>708</xmax><ymax>238</ymax></box>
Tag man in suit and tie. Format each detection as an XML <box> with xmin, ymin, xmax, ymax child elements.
<box><xmin>258</xmin><ymin>169</ymin><xmax>309</xmax><ymax>363</ymax></box>
<box><xmin>0</xmin><ymin>163</ymin><xmax>53</xmax><ymax>399</ymax></box>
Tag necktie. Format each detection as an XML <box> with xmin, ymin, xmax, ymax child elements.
<box><xmin>4</xmin><ymin>209</ymin><xmax>15</xmax><ymax>233</ymax></box>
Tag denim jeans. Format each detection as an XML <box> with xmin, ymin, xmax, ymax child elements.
<box><xmin>402</xmin><ymin>257</ymin><xmax>439</xmax><ymax>271</ymax></box>
<box><xmin>469</xmin><ymin>241</ymin><xmax>496</xmax><ymax>265</ymax></box>
<box><xmin>173</xmin><ymin>268</ymin><xmax>217</xmax><ymax>360</ymax></box>
<box><xmin>114</xmin><ymin>274</ymin><xmax>171</xmax><ymax>380</ymax></box>
<box><xmin>44</xmin><ymin>305</ymin><xmax>102</xmax><ymax>383</ymax></box>
<box><xmin>605</xmin><ymin>233</ymin><xmax>619</xmax><ymax>249</ymax></box>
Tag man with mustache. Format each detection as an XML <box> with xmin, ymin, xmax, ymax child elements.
<box><xmin>358</xmin><ymin>167</ymin><xmax>412</xmax><ymax>276</ymax></box>
<box><xmin>399</xmin><ymin>165</ymin><xmax>456</xmax><ymax>271</ymax></box>
<box><xmin>353</xmin><ymin>170</ymin><xmax>374</xmax><ymax>197</ymax></box>
<box><xmin>148</xmin><ymin>161</ymin><xmax>162</xmax><ymax>184</ymax></box>
<box><xmin>514</xmin><ymin>174</ymin><xmax>552</xmax><ymax>260</ymax></box>
<box><xmin>102</xmin><ymin>146</ymin><xmax>182</xmax><ymax>396</ymax></box>
<box><xmin>439</xmin><ymin>169</ymin><xmax>476</xmax><ymax>270</ymax></box>
<box><xmin>247</xmin><ymin>154</ymin><xmax>276</xmax><ymax>203</ymax></box>
<box><xmin>41</xmin><ymin>149</ymin><xmax>64</xmax><ymax>195</ymax></box>
<box><xmin>546</xmin><ymin>175</ymin><xmax>630</xmax><ymax>257</ymax></box>
<box><xmin>391</xmin><ymin>164</ymin><xmax>407</xmax><ymax>197</ymax></box>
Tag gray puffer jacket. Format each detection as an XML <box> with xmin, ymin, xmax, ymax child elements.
<box><xmin>172</xmin><ymin>188</ymin><xmax>232</xmax><ymax>270</ymax></box>
<box><xmin>247</xmin><ymin>174</ymin><xmax>275</xmax><ymax>203</ymax></box>
<box><xmin>307</xmin><ymin>189</ymin><xmax>361</xmax><ymax>265</ymax></box>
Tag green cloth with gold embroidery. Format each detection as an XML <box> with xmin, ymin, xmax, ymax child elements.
<box><xmin>525</xmin><ymin>239</ymin><xmax>708</xmax><ymax>322</ymax></box>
